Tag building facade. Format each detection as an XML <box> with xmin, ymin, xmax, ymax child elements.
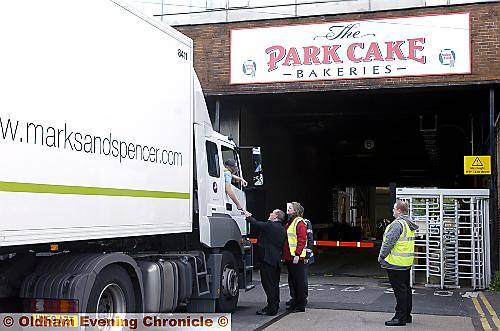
<box><xmin>128</xmin><ymin>0</ymin><xmax>500</xmax><ymax>272</ymax></box>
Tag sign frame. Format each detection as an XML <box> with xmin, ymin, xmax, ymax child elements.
<box><xmin>230</xmin><ymin>12</ymin><xmax>471</xmax><ymax>85</ymax></box>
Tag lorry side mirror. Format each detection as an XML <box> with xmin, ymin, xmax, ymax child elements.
<box><xmin>252</xmin><ymin>147</ymin><xmax>264</xmax><ymax>186</ymax></box>
<box><xmin>237</xmin><ymin>145</ymin><xmax>264</xmax><ymax>188</ymax></box>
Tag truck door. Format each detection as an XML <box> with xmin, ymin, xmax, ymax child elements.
<box><xmin>221</xmin><ymin>145</ymin><xmax>247</xmax><ymax>236</ymax></box>
<box><xmin>205</xmin><ymin>140</ymin><xmax>226</xmax><ymax>214</ymax></box>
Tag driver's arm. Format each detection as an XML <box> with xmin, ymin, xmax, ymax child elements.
<box><xmin>225</xmin><ymin>183</ymin><xmax>243</xmax><ymax>210</ymax></box>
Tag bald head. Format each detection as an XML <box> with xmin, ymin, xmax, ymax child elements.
<box><xmin>269</xmin><ymin>209</ymin><xmax>285</xmax><ymax>222</ymax></box>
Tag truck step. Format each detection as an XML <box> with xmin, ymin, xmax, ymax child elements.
<box><xmin>245</xmin><ymin>284</ymin><xmax>255</xmax><ymax>291</ymax></box>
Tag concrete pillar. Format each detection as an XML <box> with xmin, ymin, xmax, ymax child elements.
<box><xmin>220</xmin><ymin>103</ymin><xmax>240</xmax><ymax>145</ymax></box>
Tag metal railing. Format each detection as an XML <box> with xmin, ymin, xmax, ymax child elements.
<box><xmin>122</xmin><ymin>0</ymin><xmax>498</xmax><ymax>25</ymax></box>
<box><xmin>397</xmin><ymin>188</ymin><xmax>491</xmax><ymax>289</ymax></box>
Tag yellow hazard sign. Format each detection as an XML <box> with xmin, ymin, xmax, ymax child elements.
<box><xmin>464</xmin><ymin>156</ymin><xmax>491</xmax><ymax>175</ymax></box>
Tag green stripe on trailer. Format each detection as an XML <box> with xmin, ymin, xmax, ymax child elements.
<box><xmin>0</xmin><ymin>181</ymin><xmax>190</xmax><ymax>199</ymax></box>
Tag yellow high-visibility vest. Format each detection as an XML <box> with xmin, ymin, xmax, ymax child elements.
<box><xmin>287</xmin><ymin>217</ymin><xmax>307</xmax><ymax>258</ymax></box>
<box><xmin>383</xmin><ymin>219</ymin><xmax>415</xmax><ymax>267</ymax></box>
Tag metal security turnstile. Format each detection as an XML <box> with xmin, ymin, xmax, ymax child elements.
<box><xmin>396</xmin><ymin>188</ymin><xmax>491</xmax><ymax>289</ymax></box>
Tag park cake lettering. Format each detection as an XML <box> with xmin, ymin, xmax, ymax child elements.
<box><xmin>265</xmin><ymin>23</ymin><xmax>426</xmax><ymax>72</ymax></box>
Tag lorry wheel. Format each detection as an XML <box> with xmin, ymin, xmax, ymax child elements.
<box><xmin>85</xmin><ymin>265</ymin><xmax>136</xmax><ymax>313</ymax></box>
<box><xmin>216</xmin><ymin>250</ymin><xmax>239</xmax><ymax>312</ymax></box>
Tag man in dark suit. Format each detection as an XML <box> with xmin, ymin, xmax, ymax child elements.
<box><xmin>245</xmin><ymin>209</ymin><xmax>286</xmax><ymax>316</ymax></box>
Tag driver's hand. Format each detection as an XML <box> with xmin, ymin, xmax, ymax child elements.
<box><xmin>242</xmin><ymin>179</ymin><xmax>248</xmax><ymax>187</ymax></box>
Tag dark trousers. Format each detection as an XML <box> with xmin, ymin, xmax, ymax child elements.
<box><xmin>289</xmin><ymin>263</ymin><xmax>309</xmax><ymax>300</ymax></box>
<box><xmin>260</xmin><ymin>262</ymin><xmax>281</xmax><ymax>312</ymax></box>
<box><xmin>287</xmin><ymin>261</ymin><xmax>306</xmax><ymax>309</ymax></box>
<box><xmin>387</xmin><ymin>268</ymin><xmax>412</xmax><ymax>321</ymax></box>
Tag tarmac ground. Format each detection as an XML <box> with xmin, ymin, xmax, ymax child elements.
<box><xmin>232</xmin><ymin>248</ymin><xmax>500</xmax><ymax>331</ymax></box>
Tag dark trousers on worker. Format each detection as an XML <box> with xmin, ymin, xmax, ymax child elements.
<box><xmin>289</xmin><ymin>263</ymin><xmax>309</xmax><ymax>301</ymax></box>
<box><xmin>287</xmin><ymin>261</ymin><xmax>306</xmax><ymax>309</ymax></box>
<box><xmin>260</xmin><ymin>262</ymin><xmax>281</xmax><ymax>312</ymax></box>
<box><xmin>387</xmin><ymin>268</ymin><xmax>412</xmax><ymax>321</ymax></box>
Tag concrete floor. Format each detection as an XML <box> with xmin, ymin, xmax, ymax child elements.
<box><xmin>264</xmin><ymin>309</ymin><xmax>475</xmax><ymax>331</ymax></box>
<box><xmin>232</xmin><ymin>248</ymin><xmax>499</xmax><ymax>331</ymax></box>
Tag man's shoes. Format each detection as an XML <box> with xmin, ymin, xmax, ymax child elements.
<box><xmin>288</xmin><ymin>307</ymin><xmax>305</xmax><ymax>313</ymax></box>
<box><xmin>256</xmin><ymin>307</ymin><xmax>269</xmax><ymax>315</ymax></box>
<box><xmin>266</xmin><ymin>310</ymin><xmax>278</xmax><ymax>316</ymax></box>
<box><xmin>285</xmin><ymin>299</ymin><xmax>295</xmax><ymax>307</ymax></box>
<box><xmin>256</xmin><ymin>307</ymin><xmax>278</xmax><ymax>316</ymax></box>
<box><xmin>406</xmin><ymin>315</ymin><xmax>412</xmax><ymax>323</ymax></box>
<box><xmin>384</xmin><ymin>318</ymin><xmax>406</xmax><ymax>326</ymax></box>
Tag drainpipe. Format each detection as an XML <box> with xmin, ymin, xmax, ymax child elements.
<box><xmin>214</xmin><ymin>99</ymin><xmax>221</xmax><ymax>133</ymax></box>
<box><xmin>489</xmin><ymin>87</ymin><xmax>499</xmax><ymax>272</ymax></box>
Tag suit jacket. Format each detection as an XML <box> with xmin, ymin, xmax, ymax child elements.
<box><xmin>246</xmin><ymin>216</ymin><xmax>286</xmax><ymax>267</ymax></box>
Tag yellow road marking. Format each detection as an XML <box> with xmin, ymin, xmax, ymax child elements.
<box><xmin>479</xmin><ymin>292</ymin><xmax>500</xmax><ymax>329</ymax></box>
<box><xmin>472</xmin><ymin>296</ymin><xmax>492</xmax><ymax>330</ymax></box>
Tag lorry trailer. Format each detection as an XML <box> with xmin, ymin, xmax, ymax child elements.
<box><xmin>0</xmin><ymin>0</ymin><xmax>254</xmax><ymax>313</ymax></box>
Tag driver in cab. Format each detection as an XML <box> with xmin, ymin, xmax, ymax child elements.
<box><xmin>223</xmin><ymin>159</ymin><xmax>247</xmax><ymax>210</ymax></box>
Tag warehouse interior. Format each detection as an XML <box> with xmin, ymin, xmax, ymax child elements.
<box><xmin>207</xmin><ymin>85</ymin><xmax>495</xmax><ymax>277</ymax></box>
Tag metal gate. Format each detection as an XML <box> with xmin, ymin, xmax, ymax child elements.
<box><xmin>396</xmin><ymin>188</ymin><xmax>491</xmax><ymax>289</ymax></box>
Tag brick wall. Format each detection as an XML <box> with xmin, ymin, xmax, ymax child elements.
<box><xmin>176</xmin><ymin>3</ymin><xmax>500</xmax><ymax>95</ymax></box>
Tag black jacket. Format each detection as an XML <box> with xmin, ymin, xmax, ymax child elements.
<box><xmin>246</xmin><ymin>216</ymin><xmax>286</xmax><ymax>267</ymax></box>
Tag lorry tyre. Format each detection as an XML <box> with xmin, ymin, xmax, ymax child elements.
<box><xmin>216</xmin><ymin>250</ymin><xmax>239</xmax><ymax>312</ymax></box>
<box><xmin>85</xmin><ymin>265</ymin><xmax>136</xmax><ymax>313</ymax></box>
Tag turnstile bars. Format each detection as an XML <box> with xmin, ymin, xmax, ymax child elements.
<box><xmin>397</xmin><ymin>188</ymin><xmax>491</xmax><ymax>289</ymax></box>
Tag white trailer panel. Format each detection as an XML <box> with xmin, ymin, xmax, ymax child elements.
<box><xmin>0</xmin><ymin>0</ymin><xmax>194</xmax><ymax>246</ymax></box>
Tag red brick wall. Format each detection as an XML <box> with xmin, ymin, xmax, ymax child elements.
<box><xmin>176</xmin><ymin>3</ymin><xmax>500</xmax><ymax>95</ymax></box>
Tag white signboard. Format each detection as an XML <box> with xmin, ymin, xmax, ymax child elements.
<box><xmin>230</xmin><ymin>13</ymin><xmax>470</xmax><ymax>84</ymax></box>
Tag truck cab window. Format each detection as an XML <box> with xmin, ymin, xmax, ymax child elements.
<box><xmin>222</xmin><ymin>146</ymin><xmax>242</xmax><ymax>190</ymax></box>
<box><xmin>206</xmin><ymin>141</ymin><xmax>220</xmax><ymax>178</ymax></box>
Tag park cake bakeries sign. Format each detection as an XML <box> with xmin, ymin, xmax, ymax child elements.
<box><xmin>230</xmin><ymin>13</ymin><xmax>470</xmax><ymax>84</ymax></box>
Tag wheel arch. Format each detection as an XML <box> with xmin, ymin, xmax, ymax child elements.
<box><xmin>224</xmin><ymin>240</ymin><xmax>243</xmax><ymax>268</ymax></box>
<box><xmin>20</xmin><ymin>253</ymin><xmax>144</xmax><ymax>312</ymax></box>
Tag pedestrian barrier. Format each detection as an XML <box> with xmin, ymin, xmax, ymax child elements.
<box><xmin>247</xmin><ymin>238</ymin><xmax>374</xmax><ymax>248</ymax></box>
<box><xmin>397</xmin><ymin>188</ymin><xmax>491</xmax><ymax>289</ymax></box>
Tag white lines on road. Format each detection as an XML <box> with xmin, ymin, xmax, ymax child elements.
<box><xmin>342</xmin><ymin>286</ymin><xmax>365</xmax><ymax>292</ymax></box>
<box><xmin>280</xmin><ymin>284</ymin><xmax>349</xmax><ymax>292</ymax></box>
<box><xmin>277</xmin><ymin>284</ymin><xmax>437</xmax><ymax>297</ymax></box>
<box><xmin>461</xmin><ymin>291</ymin><xmax>478</xmax><ymax>298</ymax></box>
<box><xmin>383</xmin><ymin>288</ymin><xmax>418</xmax><ymax>295</ymax></box>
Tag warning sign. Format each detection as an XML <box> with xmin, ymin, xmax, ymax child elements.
<box><xmin>464</xmin><ymin>156</ymin><xmax>491</xmax><ymax>175</ymax></box>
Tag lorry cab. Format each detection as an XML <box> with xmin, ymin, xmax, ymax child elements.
<box><xmin>193</xmin><ymin>74</ymin><xmax>254</xmax><ymax>312</ymax></box>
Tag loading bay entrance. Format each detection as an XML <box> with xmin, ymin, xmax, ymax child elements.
<box><xmin>209</xmin><ymin>85</ymin><xmax>498</xmax><ymax>286</ymax></box>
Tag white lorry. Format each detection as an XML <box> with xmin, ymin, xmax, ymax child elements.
<box><xmin>0</xmin><ymin>0</ymin><xmax>254</xmax><ymax>313</ymax></box>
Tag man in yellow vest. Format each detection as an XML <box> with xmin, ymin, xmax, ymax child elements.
<box><xmin>378</xmin><ymin>200</ymin><xmax>418</xmax><ymax>326</ymax></box>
